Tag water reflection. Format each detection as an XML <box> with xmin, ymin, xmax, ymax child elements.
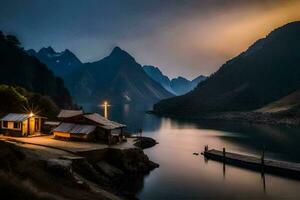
<box><xmin>83</xmin><ymin>103</ymin><xmax>163</xmax><ymax>132</ymax></box>
<box><xmin>82</xmin><ymin>103</ymin><xmax>300</xmax><ymax>199</ymax></box>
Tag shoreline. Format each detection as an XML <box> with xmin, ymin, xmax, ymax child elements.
<box><xmin>148</xmin><ymin>110</ymin><xmax>300</xmax><ymax>127</ymax></box>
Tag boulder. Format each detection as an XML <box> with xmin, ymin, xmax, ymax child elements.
<box><xmin>96</xmin><ymin>161</ymin><xmax>124</xmax><ymax>178</ymax></box>
<box><xmin>133</xmin><ymin>137</ymin><xmax>158</xmax><ymax>149</ymax></box>
<box><xmin>47</xmin><ymin>158</ymin><xmax>72</xmax><ymax>177</ymax></box>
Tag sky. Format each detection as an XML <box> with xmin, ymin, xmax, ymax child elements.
<box><xmin>1</xmin><ymin>0</ymin><xmax>300</xmax><ymax>79</ymax></box>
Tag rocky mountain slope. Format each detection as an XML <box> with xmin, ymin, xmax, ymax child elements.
<box><xmin>66</xmin><ymin>47</ymin><xmax>173</xmax><ymax>105</ymax></box>
<box><xmin>143</xmin><ymin>65</ymin><xmax>206</xmax><ymax>95</ymax></box>
<box><xmin>170</xmin><ymin>75</ymin><xmax>206</xmax><ymax>95</ymax></box>
<box><xmin>27</xmin><ymin>47</ymin><xmax>82</xmax><ymax>78</ymax></box>
<box><xmin>154</xmin><ymin>21</ymin><xmax>300</xmax><ymax>116</ymax></box>
<box><xmin>257</xmin><ymin>89</ymin><xmax>300</xmax><ymax>115</ymax></box>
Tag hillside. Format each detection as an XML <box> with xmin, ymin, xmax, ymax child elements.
<box><xmin>66</xmin><ymin>47</ymin><xmax>173</xmax><ymax>105</ymax></box>
<box><xmin>257</xmin><ymin>90</ymin><xmax>300</xmax><ymax>114</ymax></box>
<box><xmin>170</xmin><ymin>75</ymin><xmax>206</xmax><ymax>95</ymax></box>
<box><xmin>154</xmin><ymin>21</ymin><xmax>300</xmax><ymax>116</ymax></box>
<box><xmin>27</xmin><ymin>47</ymin><xmax>82</xmax><ymax>78</ymax></box>
<box><xmin>143</xmin><ymin>65</ymin><xmax>206</xmax><ymax>95</ymax></box>
<box><xmin>0</xmin><ymin>84</ymin><xmax>59</xmax><ymax>118</ymax></box>
<box><xmin>143</xmin><ymin>65</ymin><xmax>173</xmax><ymax>93</ymax></box>
<box><xmin>0</xmin><ymin>32</ymin><xmax>73</xmax><ymax>109</ymax></box>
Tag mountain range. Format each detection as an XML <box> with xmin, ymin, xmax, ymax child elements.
<box><xmin>27</xmin><ymin>47</ymin><xmax>82</xmax><ymax>78</ymax></box>
<box><xmin>27</xmin><ymin>46</ymin><xmax>211</xmax><ymax>104</ymax></box>
<box><xmin>154</xmin><ymin>21</ymin><xmax>300</xmax><ymax>116</ymax></box>
<box><xmin>143</xmin><ymin>65</ymin><xmax>206</xmax><ymax>95</ymax></box>
<box><xmin>64</xmin><ymin>47</ymin><xmax>173</xmax><ymax>105</ymax></box>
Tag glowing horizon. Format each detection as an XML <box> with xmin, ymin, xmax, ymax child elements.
<box><xmin>1</xmin><ymin>0</ymin><xmax>300</xmax><ymax>79</ymax></box>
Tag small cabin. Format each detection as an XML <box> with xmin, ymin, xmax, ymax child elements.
<box><xmin>53</xmin><ymin>110</ymin><xmax>126</xmax><ymax>143</ymax></box>
<box><xmin>1</xmin><ymin>113</ymin><xmax>45</xmax><ymax>136</ymax></box>
<box><xmin>53</xmin><ymin>122</ymin><xmax>97</xmax><ymax>141</ymax></box>
<box><xmin>82</xmin><ymin>113</ymin><xmax>126</xmax><ymax>143</ymax></box>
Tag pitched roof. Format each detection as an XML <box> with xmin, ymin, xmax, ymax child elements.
<box><xmin>44</xmin><ymin>121</ymin><xmax>60</xmax><ymax>126</ymax></box>
<box><xmin>1</xmin><ymin>113</ymin><xmax>30</xmax><ymax>122</ymax></box>
<box><xmin>57</xmin><ymin>109</ymin><xmax>83</xmax><ymax>118</ymax></box>
<box><xmin>83</xmin><ymin>113</ymin><xmax>126</xmax><ymax>129</ymax></box>
<box><xmin>53</xmin><ymin>123</ymin><xmax>96</xmax><ymax>135</ymax></box>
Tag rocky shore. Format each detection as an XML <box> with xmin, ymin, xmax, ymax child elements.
<box><xmin>0</xmin><ymin>140</ymin><xmax>159</xmax><ymax>200</ymax></box>
<box><xmin>202</xmin><ymin>111</ymin><xmax>300</xmax><ymax>126</ymax></box>
<box><xmin>150</xmin><ymin>110</ymin><xmax>300</xmax><ymax>127</ymax></box>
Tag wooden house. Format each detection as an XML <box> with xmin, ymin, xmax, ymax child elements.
<box><xmin>57</xmin><ymin>109</ymin><xmax>84</xmax><ymax>122</ymax></box>
<box><xmin>1</xmin><ymin>113</ymin><xmax>45</xmax><ymax>136</ymax></box>
<box><xmin>53</xmin><ymin>122</ymin><xmax>97</xmax><ymax>140</ymax></box>
<box><xmin>53</xmin><ymin>110</ymin><xmax>126</xmax><ymax>143</ymax></box>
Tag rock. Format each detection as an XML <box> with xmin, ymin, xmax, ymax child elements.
<box><xmin>149</xmin><ymin>160</ymin><xmax>160</xmax><ymax>169</ymax></box>
<box><xmin>72</xmin><ymin>159</ymin><xmax>108</xmax><ymax>184</ymax></box>
<box><xmin>104</xmin><ymin>148</ymin><xmax>159</xmax><ymax>174</ymax></box>
<box><xmin>193</xmin><ymin>152</ymin><xmax>199</xmax><ymax>156</ymax></box>
<box><xmin>0</xmin><ymin>141</ymin><xmax>25</xmax><ymax>171</ymax></box>
<box><xmin>47</xmin><ymin>158</ymin><xmax>73</xmax><ymax>177</ymax></box>
<box><xmin>133</xmin><ymin>137</ymin><xmax>158</xmax><ymax>149</ymax></box>
<box><xmin>96</xmin><ymin>161</ymin><xmax>124</xmax><ymax>178</ymax></box>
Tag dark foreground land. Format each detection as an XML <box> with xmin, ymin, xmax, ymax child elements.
<box><xmin>0</xmin><ymin>140</ymin><xmax>158</xmax><ymax>200</ymax></box>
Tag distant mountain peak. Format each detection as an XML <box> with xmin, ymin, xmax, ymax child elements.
<box><xmin>173</xmin><ymin>76</ymin><xmax>189</xmax><ymax>81</ymax></box>
<box><xmin>28</xmin><ymin>46</ymin><xmax>82</xmax><ymax>77</ymax></box>
<box><xmin>27</xmin><ymin>49</ymin><xmax>37</xmax><ymax>55</ymax></box>
<box><xmin>109</xmin><ymin>46</ymin><xmax>135</xmax><ymax>62</ymax></box>
<box><xmin>66</xmin><ymin>48</ymin><xmax>173</xmax><ymax>105</ymax></box>
<box><xmin>111</xmin><ymin>46</ymin><xmax>122</xmax><ymax>53</ymax></box>
<box><xmin>39</xmin><ymin>46</ymin><xmax>56</xmax><ymax>54</ymax></box>
<box><xmin>143</xmin><ymin>65</ymin><xmax>206</xmax><ymax>95</ymax></box>
<box><xmin>63</xmin><ymin>49</ymin><xmax>72</xmax><ymax>54</ymax></box>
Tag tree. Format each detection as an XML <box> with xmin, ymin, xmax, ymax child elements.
<box><xmin>5</xmin><ymin>35</ymin><xmax>21</xmax><ymax>47</ymax></box>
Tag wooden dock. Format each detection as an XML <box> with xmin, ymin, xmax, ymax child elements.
<box><xmin>202</xmin><ymin>147</ymin><xmax>300</xmax><ymax>179</ymax></box>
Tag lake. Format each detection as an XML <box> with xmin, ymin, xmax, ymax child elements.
<box><xmin>85</xmin><ymin>103</ymin><xmax>300</xmax><ymax>200</ymax></box>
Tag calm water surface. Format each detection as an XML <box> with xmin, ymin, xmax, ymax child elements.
<box><xmin>85</xmin><ymin>103</ymin><xmax>300</xmax><ymax>200</ymax></box>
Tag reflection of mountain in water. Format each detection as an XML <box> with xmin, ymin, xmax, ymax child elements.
<box><xmin>166</xmin><ymin>118</ymin><xmax>300</xmax><ymax>162</ymax></box>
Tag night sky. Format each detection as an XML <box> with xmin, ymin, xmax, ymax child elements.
<box><xmin>1</xmin><ymin>0</ymin><xmax>300</xmax><ymax>79</ymax></box>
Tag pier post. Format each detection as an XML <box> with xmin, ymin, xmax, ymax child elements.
<box><xmin>261</xmin><ymin>147</ymin><xmax>265</xmax><ymax>165</ymax></box>
<box><xmin>204</xmin><ymin>145</ymin><xmax>208</xmax><ymax>152</ymax></box>
<box><xmin>223</xmin><ymin>148</ymin><xmax>226</xmax><ymax>161</ymax></box>
<box><xmin>261</xmin><ymin>146</ymin><xmax>265</xmax><ymax>166</ymax></box>
<box><xmin>139</xmin><ymin>128</ymin><xmax>143</xmax><ymax>148</ymax></box>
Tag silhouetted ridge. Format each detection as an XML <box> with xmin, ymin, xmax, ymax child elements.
<box><xmin>109</xmin><ymin>46</ymin><xmax>135</xmax><ymax>62</ymax></box>
<box><xmin>154</xmin><ymin>21</ymin><xmax>300</xmax><ymax>115</ymax></box>
<box><xmin>0</xmin><ymin>32</ymin><xmax>73</xmax><ymax>109</ymax></box>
